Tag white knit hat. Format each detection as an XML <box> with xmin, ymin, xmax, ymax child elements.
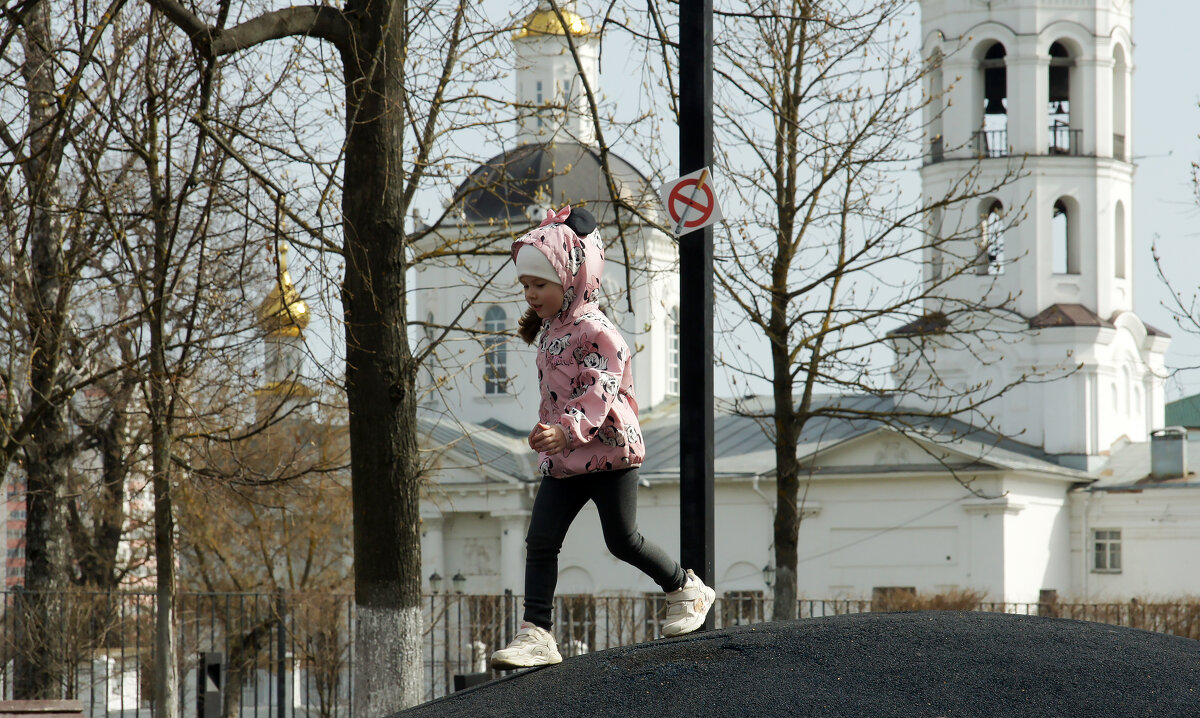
<box><xmin>514</xmin><ymin>245</ymin><xmax>561</xmax><ymax>286</ymax></box>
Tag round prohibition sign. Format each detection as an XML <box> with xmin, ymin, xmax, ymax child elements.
<box><xmin>667</xmin><ymin>179</ymin><xmax>716</xmax><ymax>229</ymax></box>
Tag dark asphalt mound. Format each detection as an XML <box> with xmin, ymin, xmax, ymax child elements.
<box><xmin>397</xmin><ymin>611</ymin><xmax>1200</xmax><ymax>717</ymax></box>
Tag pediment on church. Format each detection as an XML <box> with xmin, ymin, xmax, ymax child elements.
<box><xmin>795</xmin><ymin>426</ymin><xmax>1041</xmax><ymax>477</ymax></box>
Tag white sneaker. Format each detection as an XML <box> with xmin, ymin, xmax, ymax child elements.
<box><xmin>490</xmin><ymin>622</ymin><xmax>563</xmax><ymax>669</ymax></box>
<box><xmin>661</xmin><ymin>569</ymin><xmax>716</xmax><ymax>637</ymax></box>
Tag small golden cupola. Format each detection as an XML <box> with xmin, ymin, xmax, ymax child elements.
<box><xmin>514</xmin><ymin>1</ymin><xmax>590</xmax><ymax>39</ymax></box>
<box><xmin>254</xmin><ymin>240</ymin><xmax>315</xmax><ymax>416</ymax></box>
<box><xmin>257</xmin><ymin>241</ymin><xmax>310</xmax><ymax>338</ymax></box>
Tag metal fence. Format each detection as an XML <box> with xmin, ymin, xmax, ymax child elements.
<box><xmin>3</xmin><ymin>590</ymin><xmax>1199</xmax><ymax>716</ymax></box>
<box><xmin>1</xmin><ymin>590</ymin><xmax>353</xmax><ymax>718</ymax></box>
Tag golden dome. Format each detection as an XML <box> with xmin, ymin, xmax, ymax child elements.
<box><xmin>257</xmin><ymin>242</ymin><xmax>310</xmax><ymax>337</ymax></box>
<box><xmin>514</xmin><ymin>5</ymin><xmax>590</xmax><ymax>39</ymax></box>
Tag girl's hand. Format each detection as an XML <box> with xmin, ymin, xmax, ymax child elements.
<box><xmin>529</xmin><ymin>422</ymin><xmax>567</xmax><ymax>454</ymax></box>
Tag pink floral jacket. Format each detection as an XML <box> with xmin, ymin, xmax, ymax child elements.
<box><xmin>512</xmin><ymin>211</ymin><xmax>645</xmax><ymax>478</ymax></box>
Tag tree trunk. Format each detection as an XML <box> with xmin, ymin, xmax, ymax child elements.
<box><xmin>147</xmin><ymin>91</ymin><xmax>179</xmax><ymax>717</ymax></box>
<box><xmin>770</xmin><ymin>329</ymin><xmax>801</xmax><ymax>621</ymax></box>
<box><xmin>151</xmin><ymin>418</ymin><xmax>179</xmax><ymax>718</ymax></box>
<box><xmin>341</xmin><ymin>4</ymin><xmax>423</xmax><ymax>712</ymax></box>
<box><xmin>14</xmin><ymin>0</ymin><xmax>72</xmax><ymax>698</ymax></box>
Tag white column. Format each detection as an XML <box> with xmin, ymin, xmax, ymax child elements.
<box><xmin>1089</xmin><ymin>56</ymin><xmax>1114</xmax><ymax>157</ymax></box>
<box><xmin>941</xmin><ymin>56</ymin><xmax>975</xmax><ymax>158</ymax></box>
<box><xmin>1007</xmin><ymin>54</ymin><xmax>1040</xmax><ymax>154</ymax></box>
<box><xmin>1077</xmin><ymin>58</ymin><xmax>1100</xmax><ymax>155</ymax></box>
<box><xmin>497</xmin><ymin>512</ymin><xmax>530</xmax><ymax>593</ymax></box>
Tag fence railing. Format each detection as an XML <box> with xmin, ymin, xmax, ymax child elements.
<box><xmin>3</xmin><ymin>590</ymin><xmax>1198</xmax><ymax>715</ymax></box>
<box><xmin>1049</xmin><ymin>124</ymin><xmax>1082</xmax><ymax>155</ymax></box>
<box><xmin>972</xmin><ymin>128</ymin><xmax>1008</xmax><ymax>158</ymax></box>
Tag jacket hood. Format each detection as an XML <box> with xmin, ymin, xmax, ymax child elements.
<box><xmin>511</xmin><ymin>206</ymin><xmax>605</xmax><ymax>324</ymax></box>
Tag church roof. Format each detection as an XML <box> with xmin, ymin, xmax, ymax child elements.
<box><xmin>1028</xmin><ymin>303</ymin><xmax>1113</xmax><ymax>330</ymax></box>
<box><xmin>1165</xmin><ymin>393</ymin><xmax>1200</xmax><ymax>428</ymax></box>
<box><xmin>634</xmin><ymin>394</ymin><xmax>1086</xmax><ymax>483</ymax></box>
<box><xmin>1084</xmin><ymin>436</ymin><xmax>1200</xmax><ymax>490</ymax></box>
<box><xmin>421</xmin><ymin>397</ymin><xmax>1119</xmax><ymax>485</ymax></box>
<box><xmin>449</xmin><ymin>141</ymin><xmax>659</xmax><ymax>228</ymax></box>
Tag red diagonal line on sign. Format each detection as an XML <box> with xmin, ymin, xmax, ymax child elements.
<box><xmin>668</xmin><ymin>180</ymin><xmax>713</xmax><ymax>225</ymax></box>
<box><xmin>676</xmin><ymin>190</ymin><xmax>707</xmax><ymax>213</ymax></box>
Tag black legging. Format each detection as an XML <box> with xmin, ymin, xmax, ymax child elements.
<box><xmin>523</xmin><ymin>467</ymin><xmax>686</xmax><ymax>630</ymax></box>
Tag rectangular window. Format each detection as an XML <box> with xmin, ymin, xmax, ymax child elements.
<box><xmin>484</xmin><ymin>307</ymin><xmax>508</xmax><ymax>395</ymax></box>
<box><xmin>1092</xmin><ymin>529</ymin><xmax>1121</xmax><ymax>572</ymax></box>
<box><xmin>484</xmin><ymin>339</ymin><xmax>506</xmax><ymax>395</ymax></box>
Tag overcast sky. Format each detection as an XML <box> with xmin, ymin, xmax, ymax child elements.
<box><xmin>1128</xmin><ymin>3</ymin><xmax>1200</xmax><ymax>400</ymax></box>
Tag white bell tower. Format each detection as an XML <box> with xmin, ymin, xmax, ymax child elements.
<box><xmin>904</xmin><ymin>0</ymin><xmax>1168</xmax><ymax>462</ymax></box>
<box><xmin>514</xmin><ymin>1</ymin><xmax>599</xmax><ymax>146</ymax></box>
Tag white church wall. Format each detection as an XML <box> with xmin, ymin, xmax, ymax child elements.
<box><xmin>796</xmin><ymin>475</ymin><xmax>1002</xmax><ymax>599</ymax></box>
<box><xmin>1069</xmin><ymin>488</ymin><xmax>1200</xmax><ymax>601</ymax></box>
<box><xmin>443</xmin><ymin>513</ymin><xmax>503</xmax><ymax>594</ymax></box>
<box><xmin>997</xmin><ymin>476</ymin><xmax>1074</xmax><ymax>603</ymax></box>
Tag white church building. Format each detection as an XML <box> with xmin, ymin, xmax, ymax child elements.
<box><xmin>412</xmin><ymin>0</ymin><xmax>1200</xmax><ymax>608</ymax></box>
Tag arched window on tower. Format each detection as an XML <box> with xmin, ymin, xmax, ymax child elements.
<box><xmin>484</xmin><ymin>306</ymin><xmax>508</xmax><ymax>394</ymax></box>
<box><xmin>668</xmin><ymin>307</ymin><xmax>680</xmax><ymax>396</ymax></box>
<box><xmin>1052</xmin><ymin>199</ymin><xmax>1079</xmax><ymax>275</ymax></box>
<box><xmin>977</xmin><ymin>200</ymin><xmax>1004</xmax><ymax>275</ymax></box>
<box><xmin>977</xmin><ymin>43</ymin><xmax>1008</xmax><ymax>158</ymax></box>
<box><xmin>1112</xmin><ymin>45</ymin><xmax>1128</xmax><ymax>160</ymax></box>
<box><xmin>1121</xmin><ymin>366</ymin><xmax>1132</xmax><ymax>418</ymax></box>
<box><xmin>1114</xmin><ymin>201</ymin><xmax>1127</xmax><ymax>279</ymax></box>
<box><xmin>1048</xmin><ymin>42</ymin><xmax>1077</xmax><ymax>155</ymax></box>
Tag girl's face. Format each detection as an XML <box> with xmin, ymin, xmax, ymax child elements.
<box><xmin>520</xmin><ymin>275</ymin><xmax>565</xmax><ymax>319</ymax></box>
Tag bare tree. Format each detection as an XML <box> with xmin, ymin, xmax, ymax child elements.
<box><xmin>701</xmin><ymin>0</ymin><xmax>1030</xmax><ymax>620</ymax></box>
<box><xmin>0</xmin><ymin>0</ymin><xmax>139</xmax><ymax>695</ymax></box>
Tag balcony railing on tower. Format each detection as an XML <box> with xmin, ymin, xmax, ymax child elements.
<box><xmin>972</xmin><ymin>129</ymin><xmax>1009</xmax><ymax>158</ymax></box>
<box><xmin>929</xmin><ymin>135</ymin><xmax>944</xmax><ymax>164</ymax></box>
<box><xmin>1049</xmin><ymin>124</ymin><xmax>1082</xmax><ymax>155</ymax></box>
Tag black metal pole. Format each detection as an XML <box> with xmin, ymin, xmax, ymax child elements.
<box><xmin>276</xmin><ymin>592</ymin><xmax>287</xmax><ymax>718</ymax></box>
<box><xmin>678</xmin><ymin>0</ymin><xmax>715</xmax><ymax>627</ymax></box>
